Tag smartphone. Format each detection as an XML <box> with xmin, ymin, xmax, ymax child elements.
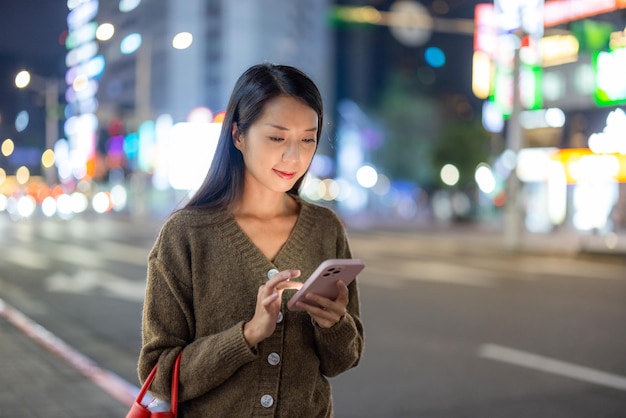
<box><xmin>287</xmin><ymin>258</ymin><xmax>365</xmax><ymax>311</ymax></box>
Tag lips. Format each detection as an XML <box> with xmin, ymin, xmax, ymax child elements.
<box><xmin>274</xmin><ymin>169</ymin><xmax>296</xmax><ymax>180</ymax></box>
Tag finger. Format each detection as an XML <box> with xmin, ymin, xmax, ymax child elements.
<box><xmin>266</xmin><ymin>269</ymin><xmax>300</xmax><ymax>288</ymax></box>
<box><xmin>306</xmin><ymin>292</ymin><xmax>347</xmax><ymax>317</ymax></box>
<box><xmin>298</xmin><ymin>298</ymin><xmax>343</xmax><ymax>320</ymax></box>
<box><xmin>262</xmin><ymin>292</ymin><xmax>279</xmax><ymax>307</ymax></box>
<box><xmin>334</xmin><ymin>280</ymin><xmax>350</xmax><ymax>305</ymax></box>
<box><xmin>304</xmin><ymin>309</ymin><xmax>339</xmax><ymax>329</ymax></box>
<box><xmin>275</xmin><ymin>281</ymin><xmax>303</xmax><ymax>291</ymax></box>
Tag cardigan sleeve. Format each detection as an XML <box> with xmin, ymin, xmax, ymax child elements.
<box><xmin>137</xmin><ymin>216</ymin><xmax>258</xmax><ymax>402</ymax></box>
<box><xmin>312</xmin><ymin>219</ymin><xmax>364</xmax><ymax>377</ymax></box>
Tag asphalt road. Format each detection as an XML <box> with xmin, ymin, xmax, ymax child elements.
<box><xmin>0</xmin><ymin>213</ymin><xmax>625</xmax><ymax>417</ymax></box>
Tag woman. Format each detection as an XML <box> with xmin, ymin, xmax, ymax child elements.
<box><xmin>138</xmin><ymin>63</ymin><xmax>364</xmax><ymax>417</ymax></box>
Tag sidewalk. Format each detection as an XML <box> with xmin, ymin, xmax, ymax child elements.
<box><xmin>0</xmin><ymin>299</ymin><xmax>132</xmax><ymax>418</ymax></box>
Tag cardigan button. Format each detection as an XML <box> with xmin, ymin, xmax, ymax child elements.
<box><xmin>260</xmin><ymin>394</ymin><xmax>274</xmax><ymax>408</ymax></box>
<box><xmin>267</xmin><ymin>269</ymin><xmax>279</xmax><ymax>279</ymax></box>
<box><xmin>267</xmin><ymin>352</ymin><xmax>280</xmax><ymax>366</ymax></box>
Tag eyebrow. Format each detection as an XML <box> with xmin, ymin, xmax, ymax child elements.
<box><xmin>265</xmin><ymin>123</ymin><xmax>317</xmax><ymax>132</ymax></box>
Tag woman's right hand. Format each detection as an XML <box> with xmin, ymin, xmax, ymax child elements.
<box><xmin>243</xmin><ymin>269</ymin><xmax>302</xmax><ymax>348</ymax></box>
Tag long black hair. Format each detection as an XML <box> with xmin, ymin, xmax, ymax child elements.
<box><xmin>184</xmin><ymin>63</ymin><xmax>323</xmax><ymax>210</ymax></box>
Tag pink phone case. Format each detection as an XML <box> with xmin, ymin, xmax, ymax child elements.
<box><xmin>287</xmin><ymin>259</ymin><xmax>365</xmax><ymax>311</ymax></box>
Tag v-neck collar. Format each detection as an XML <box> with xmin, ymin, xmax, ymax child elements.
<box><xmin>219</xmin><ymin>197</ymin><xmax>315</xmax><ymax>268</ymax></box>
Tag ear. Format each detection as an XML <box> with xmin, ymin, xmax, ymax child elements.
<box><xmin>232</xmin><ymin>122</ymin><xmax>243</xmax><ymax>150</ymax></box>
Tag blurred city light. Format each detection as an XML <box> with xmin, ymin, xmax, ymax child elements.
<box><xmin>14</xmin><ymin>70</ymin><xmax>31</xmax><ymax>88</ymax></box>
<box><xmin>16</xmin><ymin>166</ymin><xmax>30</xmax><ymax>185</ymax></box>
<box><xmin>440</xmin><ymin>164</ymin><xmax>460</xmax><ymax>187</ymax></box>
<box><xmin>119</xmin><ymin>0</ymin><xmax>141</xmax><ymax>13</ymax></box>
<box><xmin>388</xmin><ymin>0</ymin><xmax>433</xmax><ymax>47</ymax></box>
<box><xmin>14</xmin><ymin>111</ymin><xmax>29</xmax><ymax>132</ymax></box>
<box><xmin>323</xmin><ymin>179</ymin><xmax>340</xmax><ymax>201</ymax></box>
<box><xmin>65</xmin><ymin>21</ymin><xmax>97</xmax><ymax>49</ymax></box>
<box><xmin>167</xmin><ymin>122</ymin><xmax>221</xmax><ymax>191</ymax></box>
<box><xmin>482</xmin><ymin>100</ymin><xmax>504</xmax><ymax>133</ymax></box>
<box><xmin>372</xmin><ymin>174</ymin><xmax>391</xmax><ymax>196</ymax></box>
<box><xmin>1</xmin><ymin>139</ymin><xmax>14</xmax><ymax>156</ymax></box>
<box><xmin>95</xmin><ymin>23</ymin><xmax>114</xmax><ymax>41</ymax></box>
<box><xmin>519</xmin><ymin>108</ymin><xmax>565</xmax><ymax>129</ymax></box>
<box><xmin>71</xmin><ymin>192</ymin><xmax>89</xmax><ymax>213</ymax></box>
<box><xmin>1</xmin><ymin>0</ymin><xmax>624</xmax><ymax>236</ymax></box>
<box><xmin>120</xmin><ymin>33</ymin><xmax>141</xmax><ymax>54</ymax></box>
<box><xmin>65</xmin><ymin>41</ymin><xmax>98</xmax><ymax>67</ymax></box>
<box><xmin>588</xmin><ymin>108</ymin><xmax>626</xmax><ymax>154</ymax></box>
<box><xmin>475</xmin><ymin>163</ymin><xmax>496</xmax><ymax>194</ymax></box>
<box><xmin>41</xmin><ymin>149</ymin><xmax>55</xmax><ymax>169</ymax></box>
<box><xmin>110</xmin><ymin>184</ymin><xmax>128</xmax><ymax>211</ymax></box>
<box><xmin>41</xmin><ymin>196</ymin><xmax>57</xmax><ymax>217</ymax></box>
<box><xmin>17</xmin><ymin>195</ymin><xmax>37</xmax><ymax>218</ymax></box>
<box><xmin>92</xmin><ymin>191</ymin><xmax>112</xmax><ymax>213</ymax></box>
<box><xmin>56</xmin><ymin>194</ymin><xmax>73</xmax><ymax>219</ymax></box>
<box><xmin>425</xmin><ymin>46</ymin><xmax>446</xmax><ymax>67</ymax></box>
<box><xmin>356</xmin><ymin>165</ymin><xmax>378</xmax><ymax>188</ymax></box>
<box><xmin>172</xmin><ymin>32</ymin><xmax>193</xmax><ymax>50</ymax></box>
<box><xmin>0</xmin><ymin>194</ymin><xmax>8</xmax><ymax>212</ymax></box>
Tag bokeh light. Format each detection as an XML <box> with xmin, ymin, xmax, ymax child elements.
<box><xmin>440</xmin><ymin>164</ymin><xmax>460</xmax><ymax>186</ymax></box>
<box><xmin>425</xmin><ymin>46</ymin><xmax>446</xmax><ymax>68</ymax></box>
<box><xmin>15</xmin><ymin>111</ymin><xmax>29</xmax><ymax>132</ymax></box>
<box><xmin>15</xmin><ymin>70</ymin><xmax>31</xmax><ymax>88</ymax></box>
<box><xmin>119</xmin><ymin>0</ymin><xmax>142</xmax><ymax>13</ymax></box>
<box><xmin>42</xmin><ymin>149</ymin><xmax>56</xmax><ymax>169</ymax></box>
<box><xmin>96</xmin><ymin>23</ymin><xmax>115</xmax><ymax>41</ymax></box>
<box><xmin>121</xmin><ymin>33</ymin><xmax>142</xmax><ymax>54</ymax></box>
<box><xmin>2</xmin><ymin>138</ymin><xmax>15</xmax><ymax>156</ymax></box>
<box><xmin>475</xmin><ymin>163</ymin><xmax>496</xmax><ymax>194</ymax></box>
<box><xmin>16</xmin><ymin>166</ymin><xmax>30</xmax><ymax>185</ymax></box>
<box><xmin>356</xmin><ymin>165</ymin><xmax>378</xmax><ymax>188</ymax></box>
<box><xmin>17</xmin><ymin>195</ymin><xmax>37</xmax><ymax>218</ymax></box>
<box><xmin>172</xmin><ymin>32</ymin><xmax>193</xmax><ymax>50</ymax></box>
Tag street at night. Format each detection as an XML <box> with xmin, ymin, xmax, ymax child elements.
<box><xmin>3</xmin><ymin>1</ymin><xmax>626</xmax><ymax>417</ymax></box>
<box><xmin>1</xmin><ymin>213</ymin><xmax>625</xmax><ymax>417</ymax></box>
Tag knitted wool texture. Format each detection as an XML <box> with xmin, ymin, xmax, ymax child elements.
<box><xmin>138</xmin><ymin>198</ymin><xmax>364</xmax><ymax>417</ymax></box>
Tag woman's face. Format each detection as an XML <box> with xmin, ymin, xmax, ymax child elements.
<box><xmin>233</xmin><ymin>95</ymin><xmax>318</xmax><ymax>194</ymax></box>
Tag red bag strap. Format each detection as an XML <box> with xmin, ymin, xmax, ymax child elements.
<box><xmin>170</xmin><ymin>351</ymin><xmax>182</xmax><ymax>416</ymax></box>
<box><xmin>134</xmin><ymin>351</ymin><xmax>183</xmax><ymax>416</ymax></box>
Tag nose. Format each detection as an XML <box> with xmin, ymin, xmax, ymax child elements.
<box><xmin>282</xmin><ymin>140</ymin><xmax>300</xmax><ymax>161</ymax></box>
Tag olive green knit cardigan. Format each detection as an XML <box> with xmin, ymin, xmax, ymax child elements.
<box><xmin>138</xmin><ymin>198</ymin><xmax>364</xmax><ymax>417</ymax></box>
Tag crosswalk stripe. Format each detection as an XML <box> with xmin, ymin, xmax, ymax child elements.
<box><xmin>479</xmin><ymin>344</ymin><xmax>626</xmax><ymax>391</ymax></box>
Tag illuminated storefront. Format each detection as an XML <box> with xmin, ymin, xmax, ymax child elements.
<box><xmin>474</xmin><ymin>0</ymin><xmax>626</xmax><ymax>233</ymax></box>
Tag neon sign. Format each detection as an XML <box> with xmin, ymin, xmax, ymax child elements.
<box><xmin>544</xmin><ymin>0</ymin><xmax>626</xmax><ymax>27</ymax></box>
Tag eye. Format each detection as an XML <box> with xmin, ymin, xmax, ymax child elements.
<box><xmin>303</xmin><ymin>138</ymin><xmax>316</xmax><ymax>144</ymax></box>
<box><xmin>269</xmin><ymin>136</ymin><xmax>284</xmax><ymax>142</ymax></box>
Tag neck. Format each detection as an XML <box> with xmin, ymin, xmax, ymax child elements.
<box><xmin>233</xmin><ymin>189</ymin><xmax>296</xmax><ymax>220</ymax></box>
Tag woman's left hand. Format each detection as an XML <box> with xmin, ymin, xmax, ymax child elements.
<box><xmin>296</xmin><ymin>280</ymin><xmax>349</xmax><ymax>329</ymax></box>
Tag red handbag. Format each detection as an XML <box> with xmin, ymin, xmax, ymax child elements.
<box><xmin>126</xmin><ymin>352</ymin><xmax>183</xmax><ymax>418</ymax></box>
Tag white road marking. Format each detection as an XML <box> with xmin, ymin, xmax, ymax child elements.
<box><xmin>53</xmin><ymin>243</ymin><xmax>104</xmax><ymax>268</ymax></box>
<box><xmin>1</xmin><ymin>247</ymin><xmax>52</xmax><ymax>270</ymax></box>
<box><xmin>478</xmin><ymin>344</ymin><xmax>626</xmax><ymax>391</ymax></box>
<box><xmin>1</xmin><ymin>240</ymin><xmax>149</xmax><ymax>270</ymax></box>
<box><xmin>100</xmin><ymin>241</ymin><xmax>149</xmax><ymax>267</ymax></box>
<box><xmin>45</xmin><ymin>270</ymin><xmax>146</xmax><ymax>302</ymax></box>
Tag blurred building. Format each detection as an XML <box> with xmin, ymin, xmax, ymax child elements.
<box><xmin>474</xmin><ymin>1</ymin><xmax>626</xmax><ymax>234</ymax></box>
<box><xmin>95</xmin><ymin>0</ymin><xmax>332</xmax><ymax>128</ymax></box>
